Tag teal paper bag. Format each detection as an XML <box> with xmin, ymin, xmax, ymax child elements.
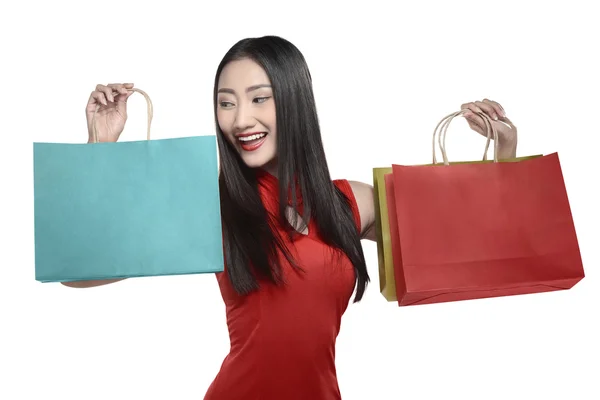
<box><xmin>33</xmin><ymin>89</ymin><xmax>224</xmax><ymax>282</ymax></box>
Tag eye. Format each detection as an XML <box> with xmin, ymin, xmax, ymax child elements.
<box><xmin>219</xmin><ymin>101</ymin><xmax>235</xmax><ymax>108</ymax></box>
<box><xmin>253</xmin><ymin>96</ymin><xmax>271</xmax><ymax>104</ymax></box>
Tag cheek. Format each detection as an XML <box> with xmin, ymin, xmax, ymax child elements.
<box><xmin>264</xmin><ymin>103</ymin><xmax>277</xmax><ymax>133</ymax></box>
<box><xmin>217</xmin><ymin>112</ymin><xmax>236</xmax><ymax>144</ymax></box>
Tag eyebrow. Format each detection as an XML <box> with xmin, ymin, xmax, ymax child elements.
<box><xmin>217</xmin><ymin>84</ymin><xmax>272</xmax><ymax>94</ymax></box>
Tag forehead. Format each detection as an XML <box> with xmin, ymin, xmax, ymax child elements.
<box><xmin>218</xmin><ymin>58</ymin><xmax>271</xmax><ymax>90</ymax></box>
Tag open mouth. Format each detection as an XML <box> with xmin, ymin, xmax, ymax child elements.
<box><xmin>237</xmin><ymin>132</ymin><xmax>268</xmax><ymax>152</ymax></box>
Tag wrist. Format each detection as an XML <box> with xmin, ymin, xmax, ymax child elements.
<box><xmin>497</xmin><ymin>137</ymin><xmax>518</xmax><ymax>159</ymax></box>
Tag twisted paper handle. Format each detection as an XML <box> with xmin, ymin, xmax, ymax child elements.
<box><xmin>91</xmin><ymin>87</ymin><xmax>153</xmax><ymax>143</ymax></box>
<box><xmin>432</xmin><ymin>110</ymin><xmax>498</xmax><ymax>165</ymax></box>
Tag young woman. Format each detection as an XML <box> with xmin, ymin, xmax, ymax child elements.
<box><xmin>66</xmin><ymin>36</ymin><xmax>518</xmax><ymax>400</ymax></box>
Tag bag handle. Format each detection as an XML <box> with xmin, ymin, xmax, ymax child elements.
<box><xmin>91</xmin><ymin>87</ymin><xmax>154</xmax><ymax>143</ymax></box>
<box><xmin>432</xmin><ymin>110</ymin><xmax>498</xmax><ymax>165</ymax></box>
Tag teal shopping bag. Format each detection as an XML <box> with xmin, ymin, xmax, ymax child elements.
<box><xmin>33</xmin><ymin>88</ymin><xmax>224</xmax><ymax>282</ymax></box>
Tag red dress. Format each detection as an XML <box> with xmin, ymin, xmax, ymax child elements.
<box><xmin>203</xmin><ymin>170</ymin><xmax>361</xmax><ymax>400</ymax></box>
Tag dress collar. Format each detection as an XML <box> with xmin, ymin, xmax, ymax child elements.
<box><xmin>255</xmin><ymin>168</ymin><xmax>303</xmax><ymax>209</ymax></box>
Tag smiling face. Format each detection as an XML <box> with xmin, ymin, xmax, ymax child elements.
<box><xmin>216</xmin><ymin>58</ymin><xmax>278</xmax><ymax>172</ymax></box>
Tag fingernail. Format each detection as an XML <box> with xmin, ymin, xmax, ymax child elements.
<box><xmin>102</xmin><ymin>99</ymin><xmax>107</xmax><ymax>105</ymax></box>
<box><xmin>493</xmin><ymin>114</ymin><xmax>498</xmax><ymax>120</ymax></box>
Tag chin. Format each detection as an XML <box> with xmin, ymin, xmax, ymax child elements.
<box><xmin>239</xmin><ymin>151</ymin><xmax>276</xmax><ymax>169</ymax></box>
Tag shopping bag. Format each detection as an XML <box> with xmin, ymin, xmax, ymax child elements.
<box><xmin>33</xmin><ymin>88</ymin><xmax>224</xmax><ymax>282</ymax></box>
<box><xmin>373</xmin><ymin>166</ymin><xmax>398</xmax><ymax>301</ymax></box>
<box><xmin>373</xmin><ymin>132</ymin><xmax>542</xmax><ymax>302</ymax></box>
<box><xmin>387</xmin><ymin>110</ymin><xmax>584</xmax><ymax>306</ymax></box>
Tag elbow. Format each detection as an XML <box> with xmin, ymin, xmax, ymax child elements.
<box><xmin>61</xmin><ymin>281</ymin><xmax>87</xmax><ymax>288</ymax></box>
<box><xmin>60</xmin><ymin>278</ymin><xmax>125</xmax><ymax>288</ymax></box>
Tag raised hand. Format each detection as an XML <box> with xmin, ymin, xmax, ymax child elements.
<box><xmin>461</xmin><ymin>99</ymin><xmax>517</xmax><ymax>144</ymax></box>
<box><xmin>86</xmin><ymin>83</ymin><xmax>135</xmax><ymax>143</ymax></box>
<box><xmin>461</xmin><ymin>99</ymin><xmax>518</xmax><ymax>159</ymax></box>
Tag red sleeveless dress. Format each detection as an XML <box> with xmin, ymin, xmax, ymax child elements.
<box><xmin>203</xmin><ymin>170</ymin><xmax>361</xmax><ymax>400</ymax></box>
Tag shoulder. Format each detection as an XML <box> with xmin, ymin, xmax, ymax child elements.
<box><xmin>346</xmin><ymin>180</ymin><xmax>374</xmax><ymax>203</ymax></box>
<box><xmin>333</xmin><ymin>179</ymin><xmax>376</xmax><ymax>241</ymax></box>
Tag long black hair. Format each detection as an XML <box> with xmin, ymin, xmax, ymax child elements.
<box><xmin>213</xmin><ymin>35</ymin><xmax>370</xmax><ymax>302</ymax></box>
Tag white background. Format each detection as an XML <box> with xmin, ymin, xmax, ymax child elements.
<box><xmin>2</xmin><ymin>1</ymin><xmax>599</xmax><ymax>399</ymax></box>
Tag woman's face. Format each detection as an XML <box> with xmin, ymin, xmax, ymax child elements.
<box><xmin>217</xmin><ymin>58</ymin><xmax>277</xmax><ymax>171</ymax></box>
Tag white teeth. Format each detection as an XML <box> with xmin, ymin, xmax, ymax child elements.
<box><xmin>238</xmin><ymin>133</ymin><xmax>266</xmax><ymax>142</ymax></box>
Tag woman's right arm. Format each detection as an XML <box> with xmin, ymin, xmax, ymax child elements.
<box><xmin>64</xmin><ymin>83</ymin><xmax>135</xmax><ymax>289</ymax></box>
<box><xmin>62</xmin><ymin>279</ymin><xmax>126</xmax><ymax>288</ymax></box>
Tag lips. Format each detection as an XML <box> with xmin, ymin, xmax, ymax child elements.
<box><xmin>236</xmin><ymin>132</ymin><xmax>268</xmax><ymax>152</ymax></box>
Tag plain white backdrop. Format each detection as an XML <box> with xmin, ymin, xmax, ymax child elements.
<box><xmin>1</xmin><ymin>1</ymin><xmax>599</xmax><ymax>399</ymax></box>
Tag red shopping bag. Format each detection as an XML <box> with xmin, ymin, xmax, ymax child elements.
<box><xmin>388</xmin><ymin>111</ymin><xmax>585</xmax><ymax>306</ymax></box>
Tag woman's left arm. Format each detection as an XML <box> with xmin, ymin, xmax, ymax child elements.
<box><xmin>348</xmin><ymin>180</ymin><xmax>377</xmax><ymax>242</ymax></box>
<box><xmin>349</xmin><ymin>99</ymin><xmax>518</xmax><ymax>243</ymax></box>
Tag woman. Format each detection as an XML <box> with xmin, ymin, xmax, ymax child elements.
<box><xmin>67</xmin><ymin>36</ymin><xmax>518</xmax><ymax>399</ymax></box>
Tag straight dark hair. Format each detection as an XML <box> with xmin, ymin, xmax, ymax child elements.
<box><xmin>213</xmin><ymin>35</ymin><xmax>369</xmax><ymax>302</ymax></box>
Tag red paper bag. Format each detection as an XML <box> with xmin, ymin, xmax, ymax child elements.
<box><xmin>389</xmin><ymin>111</ymin><xmax>585</xmax><ymax>306</ymax></box>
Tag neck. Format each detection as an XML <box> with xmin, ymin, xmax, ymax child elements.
<box><xmin>260</xmin><ymin>158</ymin><xmax>278</xmax><ymax>177</ymax></box>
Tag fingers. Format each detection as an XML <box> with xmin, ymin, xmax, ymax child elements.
<box><xmin>461</xmin><ymin>101</ymin><xmax>494</xmax><ymax>121</ymax></box>
<box><xmin>460</xmin><ymin>102</ymin><xmax>487</xmax><ymax>132</ymax></box>
<box><xmin>108</xmin><ymin>82</ymin><xmax>134</xmax><ymax>92</ymax></box>
<box><xmin>464</xmin><ymin>113</ymin><xmax>485</xmax><ymax>134</ymax></box>
<box><xmin>460</xmin><ymin>98</ymin><xmax>514</xmax><ymax>142</ymax></box>
<box><xmin>95</xmin><ymin>84</ymin><xmax>116</xmax><ymax>103</ymax></box>
<box><xmin>104</xmin><ymin>83</ymin><xmax>134</xmax><ymax>101</ymax></box>
<box><xmin>462</xmin><ymin>99</ymin><xmax>507</xmax><ymax>121</ymax></box>
<box><xmin>108</xmin><ymin>83</ymin><xmax>135</xmax><ymax>102</ymax></box>
<box><xmin>88</xmin><ymin>90</ymin><xmax>108</xmax><ymax>107</ymax></box>
<box><xmin>461</xmin><ymin>98</ymin><xmax>509</xmax><ymax>137</ymax></box>
<box><xmin>91</xmin><ymin>83</ymin><xmax>134</xmax><ymax>105</ymax></box>
<box><xmin>475</xmin><ymin>101</ymin><xmax>499</xmax><ymax>121</ymax></box>
<box><xmin>87</xmin><ymin>83</ymin><xmax>135</xmax><ymax>115</ymax></box>
<box><xmin>482</xmin><ymin>98</ymin><xmax>506</xmax><ymax>118</ymax></box>
<box><xmin>465</xmin><ymin>119</ymin><xmax>485</xmax><ymax>135</ymax></box>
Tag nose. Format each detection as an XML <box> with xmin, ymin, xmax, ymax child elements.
<box><xmin>233</xmin><ymin>103</ymin><xmax>255</xmax><ymax>133</ymax></box>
